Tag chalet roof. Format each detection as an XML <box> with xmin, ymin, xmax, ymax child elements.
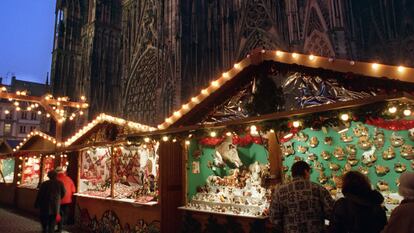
<box><xmin>157</xmin><ymin>49</ymin><xmax>414</xmax><ymax>130</ymax></box>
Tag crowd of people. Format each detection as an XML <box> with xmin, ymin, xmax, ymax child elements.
<box><xmin>270</xmin><ymin>161</ymin><xmax>414</xmax><ymax>233</ymax></box>
<box><xmin>34</xmin><ymin>167</ymin><xmax>76</xmax><ymax>233</ymax></box>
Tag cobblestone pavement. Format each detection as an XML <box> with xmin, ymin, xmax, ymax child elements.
<box><xmin>0</xmin><ymin>207</ymin><xmax>84</xmax><ymax>233</ymax></box>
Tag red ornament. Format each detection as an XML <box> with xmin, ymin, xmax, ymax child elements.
<box><xmin>365</xmin><ymin>117</ymin><xmax>414</xmax><ymax>131</ymax></box>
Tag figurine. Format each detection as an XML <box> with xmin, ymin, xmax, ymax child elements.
<box><xmin>362</xmin><ymin>146</ymin><xmax>377</xmax><ymax>166</ymax></box>
<box><xmin>309</xmin><ymin>137</ymin><xmax>319</xmax><ymax>148</ymax></box>
<box><xmin>329</xmin><ymin>162</ymin><xmax>340</xmax><ymax>171</ymax></box>
<box><xmin>307</xmin><ymin>153</ymin><xmax>317</xmax><ymax>162</ymax></box>
<box><xmin>400</xmin><ymin>144</ymin><xmax>414</xmax><ymax>160</ymax></box>
<box><xmin>347</xmin><ymin>155</ymin><xmax>358</xmax><ymax>166</ymax></box>
<box><xmin>358</xmin><ymin>166</ymin><xmax>369</xmax><ymax>175</ymax></box>
<box><xmin>376</xmin><ymin>180</ymin><xmax>389</xmax><ymax>192</ymax></box>
<box><xmin>281</xmin><ymin>141</ymin><xmax>295</xmax><ymax>157</ymax></box>
<box><xmin>333</xmin><ymin>147</ymin><xmax>345</xmax><ymax>160</ymax></box>
<box><xmin>297</xmin><ymin>145</ymin><xmax>308</xmax><ymax>153</ymax></box>
<box><xmin>318</xmin><ymin>171</ymin><xmax>329</xmax><ymax>184</ymax></box>
<box><xmin>409</xmin><ymin>128</ymin><xmax>414</xmax><ymax>141</ymax></box>
<box><xmin>340</xmin><ymin>132</ymin><xmax>353</xmax><ymax>143</ymax></box>
<box><xmin>346</xmin><ymin>144</ymin><xmax>357</xmax><ymax>156</ymax></box>
<box><xmin>324</xmin><ymin>137</ymin><xmax>333</xmax><ymax>145</ymax></box>
<box><xmin>313</xmin><ymin>161</ymin><xmax>324</xmax><ymax>171</ymax></box>
<box><xmin>296</xmin><ymin>132</ymin><xmax>308</xmax><ymax>142</ymax></box>
<box><xmin>321</xmin><ymin>151</ymin><xmax>331</xmax><ymax>160</ymax></box>
<box><xmin>373</xmin><ymin>128</ymin><xmax>385</xmax><ymax>148</ymax></box>
<box><xmin>390</xmin><ymin>132</ymin><xmax>404</xmax><ymax>147</ymax></box>
<box><xmin>214</xmin><ymin>137</ymin><xmax>243</xmax><ymax>167</ymax></box>
<box><xmin>394</xmin><ymin>163</ymin><xmax>406</xmax><ymax>173</ymax></box>
<box><xmin>382</xmin><ymin>147</ymin><xmax>396</xmax><ymax>160</ymax></box>
<box><xmin>353</xmin><ymin>123</ymin><xmax>368</xmax><ymax>137</ymax></box>
<box><xmin>358</xmin><ymin>135</ymin><xmax>372</xmax><ymax>150</ymax></box>
<box><xmin>375</xmin><ymin>165</ymin><xmax>390</xmax><ymax>176</ymax></box>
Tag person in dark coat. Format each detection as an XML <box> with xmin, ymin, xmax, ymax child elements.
<box><xmin>329</xmin><ymin>171</ymin><xmax>387</xmax><ymax>233</ymax></box>
<box><xmin>382</xmin><ymin>172</ymin><xmax>414</xmax><ymax>233</ymax></box>
<box><xmin>35</xmin><ymin>170</ymin><xmax>66</xmax><ymax>233</ymax></box>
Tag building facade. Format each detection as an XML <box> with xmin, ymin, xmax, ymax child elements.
<box><xmin>50</xmin><ymin>0</ymin><xmax>414</xmax><ymax>126</ymax></box>
<box><xmin>0</xmin><ymin>77</ymin><xmax>49</xmax><ymax>140</ymax></box>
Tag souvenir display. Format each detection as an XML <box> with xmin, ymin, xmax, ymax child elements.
<box><xmin>321</xmin><ymin>151</ymin><xmax>331</xmax><ymax>160</ymax></box>
<box><xmin>333</xmin><ymin>147</ymin><xmax>345</xmax><ymax>160</ymax></box>
<box><xmin>309</xmin><ymin>137</ymin><xmax>319</xmax><ymax>148</ymax></box>
<box><xmin>113</xmin><ymin>144</ymin><xmax>159</xmax><ymax>203</ymax></box>
<box><xmin>382</xmin><ymin>147</ymin><xmax>396</xmax><ymax>160</ymax></box>
<box><xmin>185</xmin><ymin>138</ymin><xmax>270</xmax><ymax>218</ymax></box>
<box><xmin>394</xmin><ymin>163</ymin><xmax>406</xmax><ymax>173</ymax></box>
<box><xmin>340</xmin><ymin>132</ymin><xmax>353</xmax><ymax>143</ymax></box>
<box><xmin>79</xmin><ymin>147</ymin><xmax>112</xmax><ymax>197</ymax></box>
<box><xmin>79</xmin><ymin>144</ymin><xmax>160</xmax><ymax>203</ymax></box>
<box><xmin>400</xmin><ymin>144</ymin><xmax>414</xmax><ymax>159</ymax></box>
<box><xmin>20</xmin><ymin>157</ymin><xmax>41</xmax><ymax>188</ymax></box>
<box><xmin>324</xmin><ymin>137</ymin><xmax>333</xmax><ymax>145</ymax></box>
<box><xmin>390</xmin><ymin>133</ymin><xmax>404</xmax><ymax>147</ymax></box>
<box><xmin>0</xmin><ymin>158</ymin><xmax>15</xmax><ymax>183</ymax></box>
<box><xmin>358</xmin><ymin>135</ymin><xmax>372</xmax><ymax>150</ymax></box>
<box><xmin>374</xmin><ymin>128</ymin><xmax>385</xmax><ymax>148</ymax></box>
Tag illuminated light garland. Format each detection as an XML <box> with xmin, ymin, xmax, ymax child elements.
<box><xmin>63</xmin><ymin>113</ymin><xmax>156</xmax><ymax>146</ymax></box>
<box><xmin>13</xmin><ymin>130</ymin><xmax>57</xmax><ymax>152</ymax></box>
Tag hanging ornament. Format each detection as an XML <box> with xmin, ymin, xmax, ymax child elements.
<box><xmin>375</xmin><ymin>165</ymin><xmax>390</xmax><ymax>176</ymax></box>
<box><xmin>281</xmin><ymin>141</ymin><xmax>295</xmax><ymax>157</ymax></box>
<box><xmin>340</xmin><ymin>132</ymin><xmax>353</xmax><ymax>143</ymax></box>
<box><xmin>333</xmin><ymin>147</ymin><xmax>345</xmax><ymax>160</ymax></box>
<box><xmin>347</xmin><ymin>155</ymin><xmax>358</xmax><ymax>166</ymax></box>
<box><xmin>353</xmin><ymin>123</ymin><xmax>369</xmax><ymax>137</ymax></box>
<box><xmin>390</xmin><ymin>132</ymin><xmax>405</xmax><ymax>147</ymax></box>
<box><xmin>358</xmin><ymin>166</ymin><xmax>369</xmax><ymax>175</ymax></box>
<box><xmin>307</xmin><ymin>153</ymin><xmax>317</xmax><ymax>162</ymax></box>
<box><xmin>376</xmin><ymin>180</ymin><xmax>389</xmax><ymax>192</ymax></box>
<box><xmin>400</xmin><ymin>144</ymin><xmax>414</xmax><ymax>160</ymax></box>
<box><xmin>297</xmin><ymin>145</ymin><xmax>308</xmax><ymax>154</ymax></box>
<box><xmin>358</xmin><ymin>135</ymin><xmax>372</xmax><ymax>150</ymax></box>
<box><xmin>382</xmin><ymin>147</ymin><xmax>396</xmax><ymax>160</ymax></box>
<box><xmin>394</xmin><ymin>163</ymin><xmax>406</xmax><ymax>173</ymax></box>
<box><xmin>373</xmin><ymin>128</ymin><xmax>385</xmax><ymax>148</ymax></box>
<box><xmin>321</xmin><ymin>151</ymin><xmax>331</xmax><ymax>160</ymax></box>
<box><xmin>329</xmin><ymin>162</ymin><xmax>340</xmax><ymax>171</ymax></box>
<box><xmin>308</xmin><ymin>136</ymin><xmax>319</xmax><ymax>148</ymax></box>
<box><xmin>324</xmin><ymin>136</ymin><xmax>333</xmax><ymax>145</ymax></box>
<box><xmin>346</xmin><ymin>144</ymin><xmax>357</xmax><ymax>156</ymax></box>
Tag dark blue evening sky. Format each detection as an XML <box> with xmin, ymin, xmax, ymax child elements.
<box><xmin>0</xmin><ymin>1</ymin><xmax>56</xmax><ymax>85</ymax></box>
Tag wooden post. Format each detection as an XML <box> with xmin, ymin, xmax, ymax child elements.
<box><xmin>267</xmin><ymin>131</ymin><xmax>283</xmax><ymax>185</ymax></box>
<box><xmin>182</xmin><ymin>141</ymin><xmax>189</xmax><ymax>205</ymax></box>
<box><xmin>77</xmin><ymin>151</ymin><xmax>81</xmax><ymax>192</ymax></box>
<box><xmin>110</xmin><ymin>146</ymin><xmax>115</xmax><ymax>198</ymax></box>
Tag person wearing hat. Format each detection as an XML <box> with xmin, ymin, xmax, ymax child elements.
<box><xmin>382</xmin><ymin>172</ymin><xmax>414</xmax><ymax>233</ymax></box>
<box><xmin>35</xmin><ymin>170</ymin><xmax>66</xmax><ymax>233</ymax></box>
<box><xmin>56</xmin><ymin>166</ymin><xmax>76</xmax><ymax>233</ymax></box>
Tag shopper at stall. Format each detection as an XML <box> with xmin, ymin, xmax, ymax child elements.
<box><xmin>381</xmin><ymin>172</ymin><xmax>414</xmax><ymax>233</ymax></box>
<box><xmin>56</xmin><ymin>166</ymin><xmax>76</xmax><ymax>233</ymax></box>
<box><xmin>35</xmin><ymin>170</ymin><xmax>66</xmax><ymax>233</ymax></box>
<box><xmin>329</xmin><ymin>171</ymin><xmax>387</xmax><ymax>233</ymax></box>
<box><xmin>270</xmin><ymin>161</ymin><xmax>334</xmax><ymax>233</ymax></box>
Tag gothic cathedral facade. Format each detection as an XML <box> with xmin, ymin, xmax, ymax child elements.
<box><xmin>51</xmin><ymin>0</ymin><xmax>414</xmax><ymax>126</ymax></box>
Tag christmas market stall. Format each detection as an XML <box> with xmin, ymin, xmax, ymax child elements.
<box><xmin>145</xmin><ymin>49</ymin><xmax>414</xmax><ymax>232</ymax></box>
<box><xmin>13</xmin><ymin>131</ymin><xmax>59</xmax><ymax>214</ymax></box>
<box><xmin>62</xmin><ymin>114</ymin><xmax>172</xmax><ymax>233</ymax></box>
<box><xmin>0</xmin><ymin>140</ymin><xmax>17</xmax><ymax>205</ymax></box>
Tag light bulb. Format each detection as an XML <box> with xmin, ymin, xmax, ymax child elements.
<box><xmin>292</xmin><ymin>121</ymin><xmax>301</xmax><ymax>128</ymax></box>
<box><xmin>388</xmin><ymin>106</ymin><xmax>397</xmax><ymax>114</ymax></box>
<box><xmin>210</xmin><ymin>131</ymin><xmax>217</xmax><ymax>137</ymax></box>
<box><xmin>340</xmin><ymin>113</ymin><xmax>350</xmax><ymax>121</ymax></box>
<box><xmin>403</xmin><ymin>109</ymin><xmax>411</xmax><ymax>116</ymax></box>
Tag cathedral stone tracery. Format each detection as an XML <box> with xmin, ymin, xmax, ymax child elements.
<box><xmin>51</xmin><ymin>0</ymin><xmax>414</xmax><ymax>126</ymax></box>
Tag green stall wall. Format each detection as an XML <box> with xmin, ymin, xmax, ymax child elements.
<box><xmin>283</xmin><ymin>121</ymin><xmax>414</xmax><ymax>192</ymax></box>
<box><xmin>187</xmin><ymin>139</ymin><xmax>269</xmax><ymax>199</ymax></box>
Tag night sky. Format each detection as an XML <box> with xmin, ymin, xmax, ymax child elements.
<box><xmin>0</xmin><ymin>1</ymin><xmax>56</xmax><ymax>85</ymax></box>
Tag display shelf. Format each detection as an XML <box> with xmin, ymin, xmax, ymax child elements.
<box><xmin>74</xmin><ymin>193</ymin><xmax>158</xmax><ymax>206</ymax></box>
<box><xmin>178</xmin><ymin>206</ymin><xmax>268</xmax><ymax>219</ymax></box>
